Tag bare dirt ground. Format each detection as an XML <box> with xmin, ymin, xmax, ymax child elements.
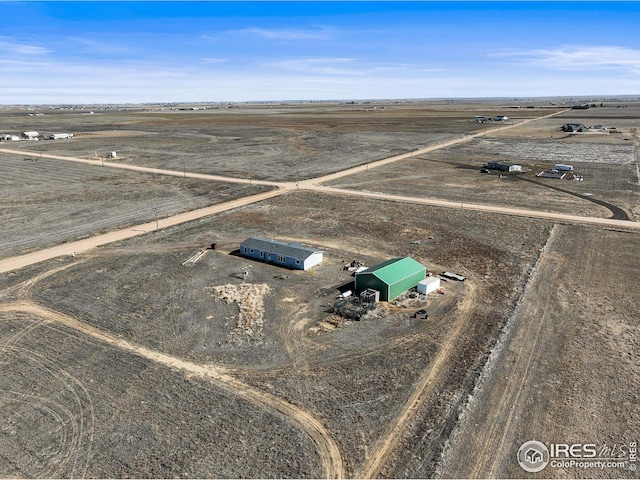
<box><xmin>2</xmin><ymin>101</ymin><xmax>547</xmax><ymax>182</ymax></box>
<box><xmin>1</xmin><ymin>100</ymin><xmax>638</xmax><ymax>479</ymax></box>
<box><xmin>0</xmin><ymin>152</ymin><xmax>272</xmax><ymax>259</ymax></box>
<box><xmin>11</xmin><ymin>190</ymin><xmax>551</xmax><ymax>477</ymax></box>
<box><xmin>329</xmin><ymin>106</ymin><xmax>640</xmax><ymax>222</ymax></box>
<box><xmin>438</xmin><ymin>225</ymin><xmax>639</xmax><ymax>479</ymax></box>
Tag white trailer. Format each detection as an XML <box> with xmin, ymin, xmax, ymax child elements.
<box><xmin>49</xmin><ymin>133</ymin><xmax>73</xmax><ymax>140</ymax></box>
<box><xmin>555</xmin><ymin>164</ymin><xmax>574</xmax><ymax>171</ymax></box>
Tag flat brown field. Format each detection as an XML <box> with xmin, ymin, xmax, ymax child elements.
<box><xmin>2</xmin><ymin>190</ymin><xmax>552</xmax><ymax>477</ymax></box>
<box><xmin>329</xmin><ymin>105</ymin><xmax>640</xmax><ymax>222</ymax></box>
<box><xmin>0</xmin><ymin>152</ymin><xmax>272</xmax><ymax>259</ymax></box>
<box><xmin>439</xmin><ymin>225</ymin><xmax>639</xmax><ymax>479</ymax></box>
<box><xmin>2</xmin><ymin>101</ymin><xmax>547</xmax><ymax>182</ymax></box>
<box><xmin>0</xmin><ymin>100</ymin><xmax>638</xmax><ymax>479</ymax></box>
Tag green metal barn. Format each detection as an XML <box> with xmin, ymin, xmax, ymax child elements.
<box><xmin>355</xmin><ymin>257</ymin><xmax>426</xmax><ymax>301</ymax></box>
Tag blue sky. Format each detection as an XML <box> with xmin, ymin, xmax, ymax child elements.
<box><xmin>1</xmin><ymin>1</ymin><xmax>638</xmax><ymax>104</ymax></box>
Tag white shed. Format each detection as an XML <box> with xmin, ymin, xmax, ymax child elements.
<box><xmin>417</xmin><ymin>277</ymin><xmax>440</xmax><ymax>295</ymax></box>
<box><xmin>22</xmin><ymin>131</ymin><xmax>39</xmax><ymax>139</ymax></box>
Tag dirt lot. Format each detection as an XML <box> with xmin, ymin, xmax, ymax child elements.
<box><xmin>0</xmin><ymin>310</ymin><xmax>321</xmax><ymax>478</ymax></box>
<box><xmin>1</xmin><ymin>100</ymin><xmax>638</xmax><ymax>479</ymax></box>
<box><xmin>0</xmin><ymin>153</ymin><xmax>271</xmax><ymax>259</ymax></box>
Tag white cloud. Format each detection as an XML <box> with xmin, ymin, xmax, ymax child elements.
<box><xmin>231</xmin><ymin>27</ymin><xmax>332</xmax><ymax>41</ymax></box>
<box><xmin>271</xmin><ymin>57</ymin><xmax>358</xmax><ymax>75</ymax></box>
<box><xmin>0</xmin><ymin>37</ymin><xmax>50</xmax><ymax>55</ymax></box>
<box><xmin>66</xmin><ymin>37</ymin><xmax>133</xmax><ymax>55</ymax></box>
<box><xmin>270</xmin><ymin>57</ymin><xmax>411</xmax><ymax>76</ymax></box>
<box><xmin>2</xmin><ymin>50</ymin><xmax>638</xmax><ymax>104</ymax></box>
<box><xmin>489</xmin><ymin>46</ymin><xmax>640</xmax><ymax>73</ymax></box>
<box><xmin>200</xmin><ymin>57</ymin><xmax>228</xmax><ymax>65</ymax></box>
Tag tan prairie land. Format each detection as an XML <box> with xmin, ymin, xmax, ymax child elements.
<box><xmin>0</xmin><ymin>99</ymin><xmax>638</xmax><ymax>478</ymax></box>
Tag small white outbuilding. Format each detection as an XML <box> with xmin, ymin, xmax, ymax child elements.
<box><xmin>417</xmin><ymin>277</ymin><xmax>440</xmax><ymax>295</ymax></box>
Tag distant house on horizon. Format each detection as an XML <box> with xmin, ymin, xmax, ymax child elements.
<box><xmin>22</xmin><ymin>131</ymin><xmax>39</xmax><ymax>140</ymax></box>
<box><xmin>487</xmin><ymin>161</ymin><xmax>522</xmax><ymax>173</ymax></box>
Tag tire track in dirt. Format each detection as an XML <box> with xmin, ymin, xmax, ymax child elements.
<box><xmin>472</xmin><ymin>226</ymin><xmax>561</xmax><ymax>479</ymax></box>
<box><xmin>357</xmin><ymin>281</ymin><xmax>477</xmax><ymax>479</ymax></box>
<box><xmin>437</xmin><ymin>225</ymin><xmax>560</xmax><ymax>478</ymax></box>
<box><xmin>0</xmin><ymin>314</ymin><xmax>95</xmax><ymax>478</ymax></box>
<box><xmin>0</xmin><ymin>391</ymin><xmax>76</xmax><ymax>477</ymax></box>
<box><xmin>1</xmin><ymin>263</ymin><xmax>343</xmax><ymax>477</ymax></box>
<box><xmin>0</xmin><ymin>302</ymin><xmax>345</xmax><ymax>479</ymax></box>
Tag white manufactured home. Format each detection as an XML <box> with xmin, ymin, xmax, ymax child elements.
<box><xmin>240</xmin><ymin>237</ymin><xmax>323</xmax><ymax>271</ymax></box>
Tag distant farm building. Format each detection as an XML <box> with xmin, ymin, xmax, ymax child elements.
<box><xmin>48</xmin><ymin>133</ymin><xmax>74</xmax><ymax>140</ymax></box>
<box><xmin>417</xmin><ymin>277</ymin><xmax>441</xmax><ymax>295</ymax></box>
<box><xmin>355</xmin><ymin>257</ymin><xmax>426</xmax><ymax>302</ymax></box>
<box><xmin>486</xmin><ymin>161</ymin><xmax>522</xmax><ymax>173</ymax></box>
<box><xmin>493</xmin><ymin>115</ymin><xmax>509</xmax><ymax>122</ymax></box>
<box><xmin>554</xmin><ymin>164</ymin><xmax>574</xmax><ymax>171</ymax></box>
<box><xmin>475</xmin><ymin>116</ymin><xmax>487</xmax><ymax>123</ymax></box>
<box><xmin>22</xmin><ymin>131</ymin><xmax>39</xmax><ymax>140</ymax></box>
<box><xmin>1</xmin><ymin>134</ymin><xmax>20</xmax><ymax>141</ymax></box>
<box><xmin>561</xmin><ymin>123</ymin><xmax>588</xmax><ymax>133</ymax></box>
<box><xmin>239</xmin><ymin>237</ymin><xmax>323</xmax><ymax>271</ymax></box>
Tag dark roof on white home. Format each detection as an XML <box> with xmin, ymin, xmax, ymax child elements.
<box><xmin>241</xmin><ymin>237</ymin><xmax>321</xmax><ymax>260</ymax></box>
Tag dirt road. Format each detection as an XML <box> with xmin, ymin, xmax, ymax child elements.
<box><xmin>0</xmin><ymin>148</ymin><xmax>281</xmax><ymax>188</ymax></box>
<box><xmin>438</xmin><ymin>227</ymin><xmax>559</xmax><ymax>478</ymax></box>
<box><xmin>308</xmin><ymin>185</ymin><xmax>640</xmax><ymax>230</ymax></box>
<box><xmin>358</xmin><ymin>282</ymin><xmax>478</xmax><ymax>479</ymax></box>
<box><xmin>0</xmin><ymin>187</ymin><xmax>288</xmax><ymax>274</ymax></box>
<box><xmin>438</xmin><ymin>225</ymin><xmax>640</xmax><ymax>479</ymax></box>
<box><xmin>309</xmin><ymin>110</ymin><xmax>568</xmax><ymax>186</ymax></box>
<box><xmin>2</xmin><ymin>107</ymin><xmax>635</xmax><ymax>276</ymax></box>
<box><xmin>0</xmin><ymin>298</ymin><xmax>345</xmax><ymax>479</ymax></box>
